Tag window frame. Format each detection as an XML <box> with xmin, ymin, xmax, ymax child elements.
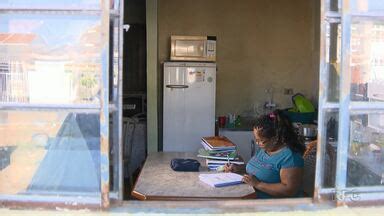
<box><xmin>0</xmin><ymin>0</ymin><xmax>119</xmax><ymax>209</ymax></box>
<box><xmin>2</xmin><ymin>0</ymin><xmax>384</xmax><ymax>211</ymax></box>
<box><xmin>315</xmin><ymin>0</ymin><xmax>384</xmax><ymax>205</ymax></box>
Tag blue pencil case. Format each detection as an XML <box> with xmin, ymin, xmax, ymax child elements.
<box><xmin>170</xmin><ymin>158</ymin><xmax>200</xmax><ymax>172</ymax></box>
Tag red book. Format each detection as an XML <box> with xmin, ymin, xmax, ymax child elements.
<box><xmin>201</xmin><ymin>136</ymin><xmax>236</xmax><ymax>150</ymax></box>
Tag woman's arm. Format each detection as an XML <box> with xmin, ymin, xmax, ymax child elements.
<box><xmin>243</xmin><ymin>167</ymin><xmax>303</xmax><ymax>197</ymax></box>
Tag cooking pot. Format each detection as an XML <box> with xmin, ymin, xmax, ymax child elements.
<box><xmin>299</xmin><ymin>124</ymin><xmax>317</xmax><ymax>138</ymax></box>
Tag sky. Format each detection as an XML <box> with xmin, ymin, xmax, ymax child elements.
<box><xmin>0</xmin><ymin>14</ymin><xmax>99</xmax><ymax>47</ymax></box>
<box><xmin>0</xmin><ymin>1</ymin><xmax>103</xmax><ymax>46</ymax></box>
<box><xmin>349</xmin><ymin>0</ymin><xmax>384</xmax><ymax>11</ymax></box>
<box><xmin>0</xmin><ymin>0</ymin><xmax>99</xmax><ymax>9</ymax></box>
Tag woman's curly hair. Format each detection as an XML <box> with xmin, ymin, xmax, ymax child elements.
<box><xmin>254</xmin><ymin>109</ymin><xmax>305</xmax><ymax>155</ymax></box>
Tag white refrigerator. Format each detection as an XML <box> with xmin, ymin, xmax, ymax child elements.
<box><xmin>163</xmin><ymin>62</ymin><xmax>216</xmax><ymax>152</ymax></box>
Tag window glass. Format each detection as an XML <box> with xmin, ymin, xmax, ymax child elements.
<box><xmin>0</xmin><ymin>14</ymin><xmax>103</xmax><ymax>104</ymax></box>
<box><xmin>325</xmin><ymin>0</ymin><xmax>340</xmax><ymax>12</ymax></box>
<box><xmin>325</xmin><ymin>22</ymin><xmax>341</xmax><ymax>102</ymax></box>
<box><xmin>348</xmin><ymin>113</ymin><xmax>384</xmax><ymax>187</ymax></box>
<box><xmin>0</xmin><ymin>111</ymin><xmax>100</xmax><ymax>195</ymax></box>
<box><xmin>0</xmin><ymin>0</ymin><xmax>100</xmax><ymax>10</ymax></box>
<box><xmin>322</xmin><ymin>111</ymin><xmax>339</xmax><ymax>188</ymax></box>
<box><xmin>349</xmin><ymin>0</ymin><xmax>384</xmax><ymax>13</ymax></box>
<box><xmin>350</xmin><ymin>17</ymin><xmax>384</xmax><ymax>102</ymax></box>
<box><xmin>302</xmin><ymin>111</ymin><xmax>338</xmax><ymax>195</ymax></box>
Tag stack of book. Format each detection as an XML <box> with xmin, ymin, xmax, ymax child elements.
<box><xmin>197</xmin><ymin>136</ymin><xmax>244</xmax><ymax>171</ymax></box>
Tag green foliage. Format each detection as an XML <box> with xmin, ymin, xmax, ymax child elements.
<box><xmin>80</xmin><ymin>75</ymin><xmax>97</xmax><ymax>88</ymax></box>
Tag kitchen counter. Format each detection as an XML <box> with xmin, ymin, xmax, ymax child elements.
<box><xmin>219</xmin><ymin>116</ymin><xmax>256</xmax><ymax>131</ymax></box>
<box><xmin>219</xmin><ymin>127</ymin><xmax>253</xmax><ymax>131</ymax></box>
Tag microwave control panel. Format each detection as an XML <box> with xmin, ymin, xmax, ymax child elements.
<box><xmin>206</xmin><ymin>40</ymin><xmax>216</xmax><ymax>58</ymax></box>
<box><xmin>206</xmin><ymin>36</ymin><xmax>216</xmax><ymax>59</ymax></box>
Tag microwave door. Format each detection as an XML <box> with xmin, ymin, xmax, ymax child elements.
<box><xmin>174</xmin><ymin>40</ymin><xmax>205</xmax><ymax>60</ymax></box>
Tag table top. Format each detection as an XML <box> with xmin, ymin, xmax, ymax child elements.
<box><xmin>131</xmin><ymin>152</ymin><xmax>256</xmax><ymax>200</ymax></box>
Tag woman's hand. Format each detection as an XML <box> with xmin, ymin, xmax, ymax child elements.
<box><xmin>223</xmin><ymin>163</ymin><xmax>235</xmax><ymax>172</ymax></box>
<box><xmin>224</xmin><ymin>163</ymin><xmax>241</xmax><ymax>173</ymax></box>
<box><xmin>224</xmin><ymin>163</ymin><xmax>245</xmax><ymax>173</ymax></box>
<box><xmin>242</xmin><ymin>174</ymin><xmax>260</xmax><ymax>187</ymax></box>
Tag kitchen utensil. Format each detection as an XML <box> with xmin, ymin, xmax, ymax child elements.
<box><xmin>299</xmin><ymin>124</ymin><xmax>317</xmax><ymax>138</ymax></box>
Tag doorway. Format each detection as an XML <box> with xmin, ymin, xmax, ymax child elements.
<box><xmin>121</xmin><ymin>0</ymin><xmax>147</xmax><ymax>200</ymax></box>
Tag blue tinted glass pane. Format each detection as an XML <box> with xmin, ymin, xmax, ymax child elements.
<box><xmin>0</xmin><ymin>111</ymin><xmax>100</xmax><ymax>195</ymax></box>
<box><xmin>0</xmin><ymin>14</ymin><xmax>103</xmax><ymax>104</ymax></box>
<box><xmin>320</xmin><ymin>111</ymin><xmax>339</xmax><ymax>189</ymax></box>
<box><xmin>348</xmin><ymin>113</ymin><xmax>384</xmax><ymax>187</ymax></box>
<box><xmin>350</xmin><ymin>17</ymin><xmax>384</xmax><ymax>101</ymax></box>
<box><xmin>0</xmin><ymin>0</ymin><xmax>100</xmax><ymax>9</ymax></box>
<box><xmin>350</xmin><ymin>0</ymin><xmax>384</xmax><ymax>13</ymax></box>
<box><xmin>325</xmin><ymin>0</ymin><xmax>340</xmax><ymax>12</ymax></box>
<box><xmin>325</xmin><ymin>22</ymin><xmax>341</xmax><ymax>102</ymax></box>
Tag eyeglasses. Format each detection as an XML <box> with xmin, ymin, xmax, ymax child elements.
<box><xmin>255</xmin><ymin>139</ymin><xmax>269</xmax><ymax>145</ymax></box>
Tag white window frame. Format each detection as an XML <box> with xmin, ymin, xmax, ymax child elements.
<box><xmin>0</xmin><ymin>0</ymin><xmax>122</xmax><ymax>209</ymax></box>
<box><xmin>315</xmin><ymin>0</ymin><xmax>384</xmax><ymax>205</ymax></box>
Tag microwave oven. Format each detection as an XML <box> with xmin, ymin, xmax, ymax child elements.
<box><xmin>170</xmin><ymin>35</ymin><xmax>216</xmax><ymax>62</ymax></box>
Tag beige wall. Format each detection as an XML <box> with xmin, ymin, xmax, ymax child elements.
<box><xmin>159</xmin><ymin>0</ymin><xmax>319</xmax><ymax>116</ymax></box>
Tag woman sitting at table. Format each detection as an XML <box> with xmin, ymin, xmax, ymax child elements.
<box><xmin>225</xmin><ymin>109</ymin><xmax>305</xmax><ymax>198</ymax></box>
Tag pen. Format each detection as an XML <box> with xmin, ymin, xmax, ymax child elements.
<box><xmin>227</xmin><ymin>154</ymin><xmax>231</xmax><ymax>165</ymax></box>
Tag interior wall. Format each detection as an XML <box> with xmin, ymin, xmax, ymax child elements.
<box><xmin>158</xmin><ymin>0</ymin><xmax>319</xmax><ymax>116</ymax></box>
<box><xmin>146</xmin><ymin>0</ymin><xmax>158</xmax><ymax>152</ymax></box>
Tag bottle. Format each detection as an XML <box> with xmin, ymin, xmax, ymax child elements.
<box><xmin>215</xmin><ymin>118</ymin><xmax>219</xmax><ymax>136</ymax></box>
<box><xmin>227</xmin><ymin>113</ymin><xmax>235</xmax><ymax>128</ymax></box>
<box><xmin>235</xmin><ymin>115</ymin><xmax>241</xmax><ymax>128</ymax></box>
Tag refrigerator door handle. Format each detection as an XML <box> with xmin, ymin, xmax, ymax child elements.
<box><xmin>166</xmin><ymin>84</ymin><xmax>189</xmax><ymax>89</ymax></box>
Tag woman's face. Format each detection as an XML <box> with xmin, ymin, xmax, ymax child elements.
<box><xmin>253</xmin><ymin>128</ymin><xmax>272</xmax><ymax>149</ymax></box>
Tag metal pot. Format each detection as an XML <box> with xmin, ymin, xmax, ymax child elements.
<box><xmin>299</xmin><ymin>124</ymin><xmax>317</xmax><ymax>138</ymax></box>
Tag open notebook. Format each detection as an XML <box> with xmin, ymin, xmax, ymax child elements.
<box><xmin>199</xmin><ymin>173</ymin><xmax>244</xmax><ymax>187</ymax></box>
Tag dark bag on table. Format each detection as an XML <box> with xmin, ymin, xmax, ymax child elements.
<box><xmin>170</xmin><ymin>158</ymin><xmax>200</xmax><ymax>172</ymax></box>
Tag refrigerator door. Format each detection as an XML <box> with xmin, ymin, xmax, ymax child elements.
<box><xmin>163</xmin><ymin>62</ymin><xmax>216</xmax><ymax>152</ymax></box>
<box><xmin>163</xmin><ymin>63</ymin><xmax>187</xmax><ymax>152</ymax></box>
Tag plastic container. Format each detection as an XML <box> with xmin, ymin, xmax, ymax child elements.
<box><xmin>292</xmin><ymin>93</ymin><xmax>315</xmax><ymax>113</ymax></box>
<box><xmin>283</xmin><ymin>109</ymin><xmax>316</xmax><ymax>124</ymax></box>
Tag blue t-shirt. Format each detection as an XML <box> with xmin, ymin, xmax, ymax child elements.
<box><xmin>246</xmin><ymin>146</ymin><xmax>304</xmax><ymax>199</ymax></box>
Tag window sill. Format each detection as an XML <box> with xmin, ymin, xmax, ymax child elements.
<box><xmin>110</xmin><ymin>198</ymin><xmax>335</xmax><ymax>213</ymax></box>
